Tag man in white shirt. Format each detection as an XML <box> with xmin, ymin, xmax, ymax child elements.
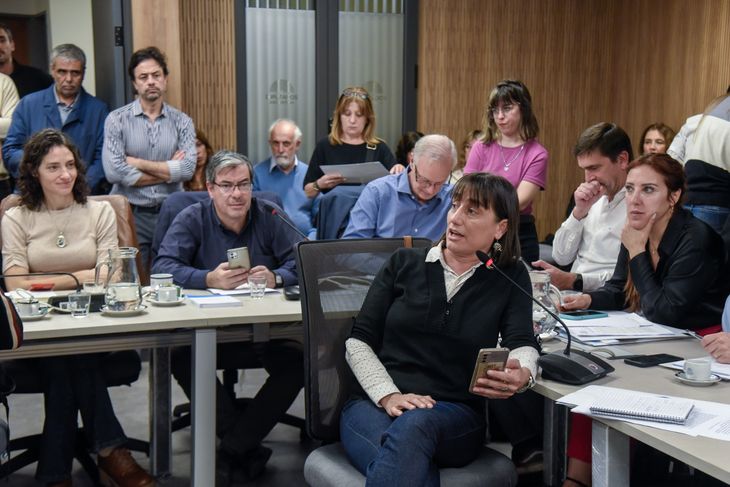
<box><xmin>532</xmin><ymin>122</ymin><xmax>633</xmax><ymax>292</ymax></box>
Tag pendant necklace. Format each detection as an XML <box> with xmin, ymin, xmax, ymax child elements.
<box><xmin>46</xmin><ymin>203</ymin><xmax>75</xmax><ymax>248</ymax></box>
<box><xmin>500</xmin><ymin>143</ymin><xmax>525</xmax><ymax>172</ymax></box>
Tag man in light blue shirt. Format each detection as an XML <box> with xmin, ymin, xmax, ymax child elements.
<box><xmin>343</xmin><ymin>134</ymin><xmax>455</xmax><ymax>242</ymax></box>
<box><xmin>253</xmin><ymin>119</ymin><xmax>316</xmax><ymax>239</ymax></box>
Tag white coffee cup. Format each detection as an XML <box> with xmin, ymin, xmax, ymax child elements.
<box><xmin>683</xmin><ymin>358</ymin><xmax>712</xmax><ymax>381</ymax></box>
<box><xmin>157</xmin><ymin>286</ymin><xmax>181</xmax><ymax>302</ymax></box>
<box><xmin>150</xmin><ymin>273</ymin><xmax>174</xmax><ymax>289</ymax></box>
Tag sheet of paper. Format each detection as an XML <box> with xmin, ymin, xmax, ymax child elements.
<box><xmin>558</xmin><ymin>385</ymin><xmax>730</xmax><ymax>440</ymax></box>
<box><xmin>207</xmin><ymin>285</ymin><xmax>280</xmax><ymax>296</ymax></box>
<box><xmin>321</xmin><ymin>161</ymin><xmax>389</xmax><ymax>184</ymax></box>
<box><xmin>4</xmin><ymin>290</ymin><xmax>59</xmax><ymax>299</ymax></box>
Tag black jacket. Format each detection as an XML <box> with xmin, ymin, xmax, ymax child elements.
<box><xmin>589</xmin><ymin>208</ymin><xmax>730</xmax><ymax>329</ymax></box>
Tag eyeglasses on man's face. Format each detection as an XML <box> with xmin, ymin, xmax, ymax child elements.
<box><xmin>413</xmin><ymin>164</ymin><xmax>447</xmax><ymax>190</ymax></box>
<box><xmin>213</xmin><ymin>181</ymin><xmax>252</xmax><ymax>194</ymax></box>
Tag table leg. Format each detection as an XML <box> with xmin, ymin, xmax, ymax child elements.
<box><xmin>543</xmin><ymin>399</ymin><xmax>568</xmax><ymax>486</ymax></box>
<box><xmin>149</xmin><ymin>347</ymin><xmax>172</xmax><ymax>477</ymax></box>
<box><xmin>592</xmin><ymin>420</ymin><xmax>630</xmax><ymax>487</ymax></box>
<box><xmin>192</xmin><ymin>329</ymin><xmax>217</xmax><ymax>487</ymax></box>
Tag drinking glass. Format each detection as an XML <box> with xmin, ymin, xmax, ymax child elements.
<box><xmin>248</xmin><ymin>276</ymin><xmax>267</xmax><ymax>300</ymax></box>
<box><xmin>68</xmin><ymin>291</ymin><xmax>91</xmax><ymax>318</ymax></box>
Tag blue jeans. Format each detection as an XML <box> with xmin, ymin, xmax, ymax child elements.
<box><xmin>685</xmin><ymin>204</ymin><xmax>730</xmax><ymax>234</ymax></box>
<box><xmin>340</xmin><ymin>398</ymin><xmax>486</xmax><ymax>486</ymax></box>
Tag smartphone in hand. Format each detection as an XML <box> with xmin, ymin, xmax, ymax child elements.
<box><xmin>469</xmin><ymin>347</ymin><xmax>509</xmax><ymax>393</ymax></box>
<box><xmin>227</xmin><ymin>247</ymin><xmax>250</xmax><ymax>271</ymax></box>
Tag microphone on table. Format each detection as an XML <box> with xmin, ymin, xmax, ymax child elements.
<box><xmin>258</xmin><ymin>201</ymin><xmax>306</xmax><ymax>300</ymax></box>
<box><xmin>475</xmin><ymin>251</ymin><xmax>614</xmax><ymax>385</ymax></box>
<box><xmin>0</xmin><ymin>272</ymin><xmax>81</xmax><ymax>292</ymax></box>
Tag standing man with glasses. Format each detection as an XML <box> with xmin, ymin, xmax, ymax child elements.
<box><xmin>102</xmin><ymin>46</ymin><xmax>196</xmax><ymax>271</ymax></box>
<box><xmin>343</xmin><ymin>134</ymin><xmax>455</xmax><ymax>241</ymax></box>
<box><xmin>152</xmin><ymin>150</ymin><xmax>304</xmax><ymax>484</ymax></box>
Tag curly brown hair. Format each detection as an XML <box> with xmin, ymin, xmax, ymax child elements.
<box><xmin>18</xmin><ymin>128</ymin><xmax>89</xmax><ymax>211</ymax></box>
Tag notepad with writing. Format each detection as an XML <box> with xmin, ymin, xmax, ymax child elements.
<box><xmin>589</xmin><ymin>390</ymin><xmax>695</xmax><ymax>425</ymax></box>
<box><xmin>188</xmin><ymin>295</ymin><xmax>242</xmax><ymax>309</ymax></box>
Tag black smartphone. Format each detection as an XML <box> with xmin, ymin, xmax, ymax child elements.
<box><xmin>623</xmin><ymin>353</ymin><xmax>682</xmax><ymax>368</ymax></box>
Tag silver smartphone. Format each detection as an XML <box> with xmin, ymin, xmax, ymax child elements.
<box><xmin>469</xmin><ymin>347</ymin><xmax>509</xmax><ymax>393</ymax></box>
<box><xmin>227</xmin><ymin>246</ymin><xmax>250</xmax><ymax>270</ymax></box>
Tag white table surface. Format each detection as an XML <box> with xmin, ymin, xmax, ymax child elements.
<box><xmin>1</xmin><ymin>292</ymin><xmax>304</xmax><ymax>486</ymax></box>
<box><xmin>536</xmin><ymin>337</ymin><xmax>730</xmax><ymax>485</ymax></box>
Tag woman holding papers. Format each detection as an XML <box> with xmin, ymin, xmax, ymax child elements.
<box><xmin>561</xmin><ymin>153</ymin><xmax>729</xmax><ymax>487</ymax></box>
<box><xmin>464</xmin><ymin>80</ymin><xmax>548</xmax><ymax>263</ymax></box>
<box><xmin>303</xmin><ymin>86</ymin><xmax>399</xmax><ymax>197</ymax></box>
<box><xmin>1</xmin><ymin>129</ymin><xmax>154</xmax><ymax>487</ymax></box>
<box><xmin>340</xmin><ymin>173</ymin><xmax>539</xmax><ymax>485</ymax></box>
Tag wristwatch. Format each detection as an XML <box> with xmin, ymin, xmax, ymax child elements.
<box><xmin>516</xmin><ymin>372</ymin><xmax>536</xmax><ymax>394</ymax></box>
<box><xmin>572</xmin><ymin>273</ymin><xmax>583</xmax><ymax>292</ymax></box>
<box><xmin>312</xmin><ymin>180</ymin><xmax>321</xmax><ymax>192</ymax></box>
<box><xmin>273</xmin><ymin>272</ymin><xmax>284</xmax><ymax>288</ymax></box>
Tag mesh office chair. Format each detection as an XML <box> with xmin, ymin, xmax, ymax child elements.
<box><xmin>0</xmin><ymin>194</ymin><xmax>148</xmax><ymax>483</ymax></box>
<box><xmin>296</xmin><ymin>238</ymin><xmax>518</xmax><ymax>487</ymax></box>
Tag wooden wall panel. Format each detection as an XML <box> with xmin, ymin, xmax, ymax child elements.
<box><xmin>418</xmin><ymin>0</ymin><xmax>730</xmax><ymax>239</ymax></box>
<box><xmin>179</xmin><ymin>0</ymin><xmax>237</xmax><ymax>152</ymax></box>
<box><xmin>131</xmin><ymin>0</ymin><xmax>237</xmax><ymax>152</ymax></box>
<box><xmin>131</xmin><ymin>0</ymin><xmax>182</xmax><ymax>108</ymax></box>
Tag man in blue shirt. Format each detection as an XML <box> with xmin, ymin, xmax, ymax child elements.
<box><xmin>253</xmin><ymin>119</ymin><xmax>316</xmax><ymax>238</ymax></box>
<box><xmin>2</xmin><ymin>43</ymin><xmax>108</xmax><ymax>193</ymax></box>
<box><xmin>343</xmin><ymin>134</ymin><xmax>455</xmax><ymax>241</ymax></box>
<box><xmin>152</xmin><ymin>150</ymin><xmax>303</xmax><ymax>482</ymax></box>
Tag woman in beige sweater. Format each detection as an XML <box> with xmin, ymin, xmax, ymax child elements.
<box><xmin>1</xmin><ymin>129</ymin><xmax>154</xmax><ymax>487</ymax></box>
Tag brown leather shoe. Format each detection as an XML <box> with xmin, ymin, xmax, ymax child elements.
<box><xmin>47</xmin><ymin>480</ymin><xmax>72</xmax><ymax>487</ymax></box>
<box><xmin>98</xmin><ymin>448</ymin><xmax>156</xmax><ymax>487</ymax></box>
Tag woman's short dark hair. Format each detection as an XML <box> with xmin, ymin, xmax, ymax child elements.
<box><xmin>395</xmin><ymin>131</ymin><xmax>424</xmax><ymax>165</ymax></box>
<box><xmin>18</xmin><ymin>128</ymin><xmax>89</xmax><ymax>210</ymax></box>
<box><xmin>638</xmin><ymin>123</ymin><xmax>676</xmax><ymax>154</ymax></box>
<box><xmin>127</xmin><ymin>46</ymin><xmax>169</xmax><ymax>82</ymax></box>
<box><xmin>449</xmin><ymin>172</ymin><xmax>521</xmax><ymax>266</ymax></box>
<box><xmin>481</xmin><ymin>80</ymin><xmax>539</xmax><ymax>144</ymax></box>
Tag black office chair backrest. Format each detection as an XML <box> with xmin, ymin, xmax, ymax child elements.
<box><xmin>296</xmin><ymin>237</ymin><xmax>432</xmax><ymax>442</ymax></box>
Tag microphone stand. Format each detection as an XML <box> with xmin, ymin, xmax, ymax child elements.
<box><xmin>476</xmin><ymin>251</ymin><xmax>614</xmax><ymax>385</ymax></box>
<box><xmin>0</xmin><ymin>272</ymin><xmax>82</xmax><ymax>293</ymax></box>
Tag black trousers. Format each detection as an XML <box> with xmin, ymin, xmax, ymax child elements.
<box><xmin>518</xmin><ymin>215</ymin><xmax>539</xmax><ymax>264</ymax></box>
<box><xmin>489</xmin><ymin>389</ymin><xmax>544</xmax><ymax>447</ymax></box>
<box><xmin>171</xmin><ymin>339</ymin><xmax>303</xmax><ymax>456</ymax></box>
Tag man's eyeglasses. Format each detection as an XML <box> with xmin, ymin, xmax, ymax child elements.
<box><xmin>413</xmin><ymin>164</ymin><xmax>447</xmax><ymax>190</ymax></box>
<box><xmin>341</xmin><ymin>89</ymin><xmax>369</xmax><ymax>100</ymax></box>
<box><xmin>213</xmin><ymin>181</ymin><xmax>252</xmax><ymax>194</ymax></box>
<box><xmin>490</xmin><ymin>104</ymin><xmax>518</xmax><ymax>117</ymax></box>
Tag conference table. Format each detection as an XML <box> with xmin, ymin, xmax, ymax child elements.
<box><xmin>536</xmin><ymin>337</ymin><xmax>730</xmax><ymax>487</ymax></box>
<box><xmin>0</xmin><ymin>291</ymin><xmax>304</xmax><ymax>487</ymax></box>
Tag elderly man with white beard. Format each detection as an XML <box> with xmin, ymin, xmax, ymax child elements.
<box><xmin>253</xmin><ymin>118</ymin><xmax>317</xmax><ymax>238</ymax></box>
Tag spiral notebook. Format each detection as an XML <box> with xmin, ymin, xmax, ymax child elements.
<box><xmin>589</xmin><ymin>390</ymin><xmax>695</xmax><ymax>425</ymax></box>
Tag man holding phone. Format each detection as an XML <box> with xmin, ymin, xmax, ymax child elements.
<box><xmin>152</xmin><ymin>150</ymin><xmax>304</xmax><ymax>483</ymax></box>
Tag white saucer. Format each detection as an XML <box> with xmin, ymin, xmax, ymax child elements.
<box><xmin>147</xmin><ymin>297</ymin><xmax>185</xmax><ymax>307</ymax></box>
<box><xmin>674</xmin><ymin>371</ymin><xmax>721</xmax><ymax>386</ymax></box>
<box><xmin>101</xmin><ymin>304</ymin><xmax>147</xmax><ymax>317</ymax></box>
<box><xmin>19</xmin><ymin>308</ymin><xmax>50</xmax><ymax>321</ymax></box>
<box><xmin>539</xmin><ymin>330</ymin><xmax>559</xmax><ymax>342</ymax></box>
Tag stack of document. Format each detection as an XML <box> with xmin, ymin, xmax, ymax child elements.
<box><xmin>558</xmin><ymin>385</ymin><xmax>730</xmax><ymax>440</ymax></box>
<box><xmin>557</xmin><ymin>311</ymin><xmax>688</xmax><ymax>346</ymax></box>
<box><xmin>188</xmin><ymin>295</ymin><xmax>242</xmax><ymax>308</ymax></box>
<box><xmin>208</xmin><ymin>285</ymin><xmax>279</xmax><ymax>296</ymax></box>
